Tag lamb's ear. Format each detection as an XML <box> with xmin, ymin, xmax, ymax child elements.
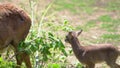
<box><xmin>77</xmin><ymin>29</ymin><xmax>83</xmax><ymax>36</ymax></box>
<box><xmin>69</xmin><ymin>31</ymin><xmax>72</xmax><ymax>35</ymax></box>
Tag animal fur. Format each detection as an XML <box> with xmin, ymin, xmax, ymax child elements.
<box><xmin>65</xmin><ymin>30</ymin><xmax>120</xmax><ymax>68</ymax></box>
<box><xmin>0</xmin><ymin>3</ymin><xmax>32</xmax><ymax>68</ymax></box>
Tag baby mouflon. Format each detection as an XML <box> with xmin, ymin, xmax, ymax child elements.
<box><xmin>65</xmin><ymin>30</ymin><xmax>120</xmax><ymax>68</ymax></box>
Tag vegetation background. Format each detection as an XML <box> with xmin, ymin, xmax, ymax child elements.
<box><xmin>0</xmin><ymin>0</ymin><xmax>120</xmax><ymax>68</ymax></box>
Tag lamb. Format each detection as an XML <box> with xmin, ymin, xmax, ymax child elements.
<box><xmin>65</xmin><ymin>29</ymin><xmax>120</xmax><ymax>68</ymax></box>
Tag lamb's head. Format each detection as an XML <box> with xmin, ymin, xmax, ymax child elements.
<box><xmin>65</xmin><ymin>29</ymin><xmax>83</xmax><ymax>43</ymax></box>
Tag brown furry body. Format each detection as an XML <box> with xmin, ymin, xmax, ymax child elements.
<box><xmin>65</xmin><ymin>30</ymin><xmax>120</xmax><ymax>68</ymax></box>
<box><xmin>0</xmin><ymin>3</ymin><xmax>31</xmax><ymax>68</ymax></box>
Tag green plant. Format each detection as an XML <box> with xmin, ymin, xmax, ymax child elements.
<box><xmin>48</xmin><ymin>63</ymin><xmax>61</xmax><ymax>68</ymax></box>
<box><xmin>16</xmin><ymin>1</ymin><xmax>68</xmax><ymax>68</ymax></box>
<box><xmin>0</xmin><ymin>57</ymin><xmax>16</xmax><ymax>68</ymax></box>
<box><xmin>62</xmin><ymin>20</ymin><xmax>74</xmax><ymax>31</ymax></box>
<box><xmin>75</xmin><ymin>62</ymin><xmax>83</xmax><ymax>68</ymax></box>
<box><xmin>18</xmin><ymin>30</ymin><xmax>67</xmax><ymax>67</ymax></box>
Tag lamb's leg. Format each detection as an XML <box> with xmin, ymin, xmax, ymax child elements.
<box><xmin>86</xmin><ymin>63</ymin><xmax>95</xmax><ymax>68</ymax></box>
<box><xmin>106</xmin><ymin>62</ymin><xmax>120</xmax><ymax>68</ymax></box>
<box><xmin>113</xmin><ymin>63</ymin><xmax>120</xmax><ymax>68</ymax></box>
<box><xmin>106</xmin><ymin>58</ymin><xmax>120</xmax><ymax>68</ymax></box>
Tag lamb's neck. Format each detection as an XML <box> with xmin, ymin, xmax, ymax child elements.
<box><xmin>70</xmin><ymin>37</ymin><xmax>84</xmax><ymax>53</ymax></box>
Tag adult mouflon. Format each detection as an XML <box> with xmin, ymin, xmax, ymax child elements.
<box><xmin>65</xmin><ymin>30</ymin><xmax>120</xmax><ymax>68</ymax></box>
<box><xmin>0</xmin><ymin>3</ymin><xmax>31</xmax><ymax>68</ymax></box>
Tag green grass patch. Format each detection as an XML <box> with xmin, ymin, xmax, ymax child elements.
<box><xmin>107</xmin><ymin>0</ymin><xmax>120</xmax><ymax>11</ymax></box>
<box><xmin>98</xmin><ymin>15</ymin><xmax>112</xmax><ymax>22</ymax></box>
<box><xmin>98</xmin><ymin>15</ymin><xmax>120</xmax><ymax>32</ymax></box>
<box><xmin>101</xmin><ymin>34</ymin><xmax>120</xmax><ymax>40</ymax></box>
<box><xmin>53</xmin><ymin>0</ymin><xmax>77</xmax><ymax>13</ymax></box>
<box><xmin>100</xmin><ymin>22</ymin><xmax>118</xmax><ymax>32</ymax></box>
<box><xmin>76</xmin><ymin>20</ymin><xmax>97</xmax><ymax>31</ymax></box>
<box><xmin>53</xmin><ymin>0</ymin><xmax>95</xmax><ymax>14</ymax></box>
<box><xmin>85</xmin><ymin>20</ymin><xmax>96</xmax><ymax>28</ymax></box>
<box><xmin>100</xmin><ymin>34</ymin><xmax>120</xmax><ymax>43</ymax></box>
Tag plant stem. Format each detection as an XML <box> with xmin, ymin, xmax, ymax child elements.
<box><xmin>37</xmin><ymin>0</ymin><xmax>55</xmax><ymax>37</ymax></box>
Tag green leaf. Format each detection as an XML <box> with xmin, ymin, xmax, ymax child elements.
<box><xmin>0</xmin><ymin>57</ymin><xmax>3</xmax><ymax>62</ymax></box>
